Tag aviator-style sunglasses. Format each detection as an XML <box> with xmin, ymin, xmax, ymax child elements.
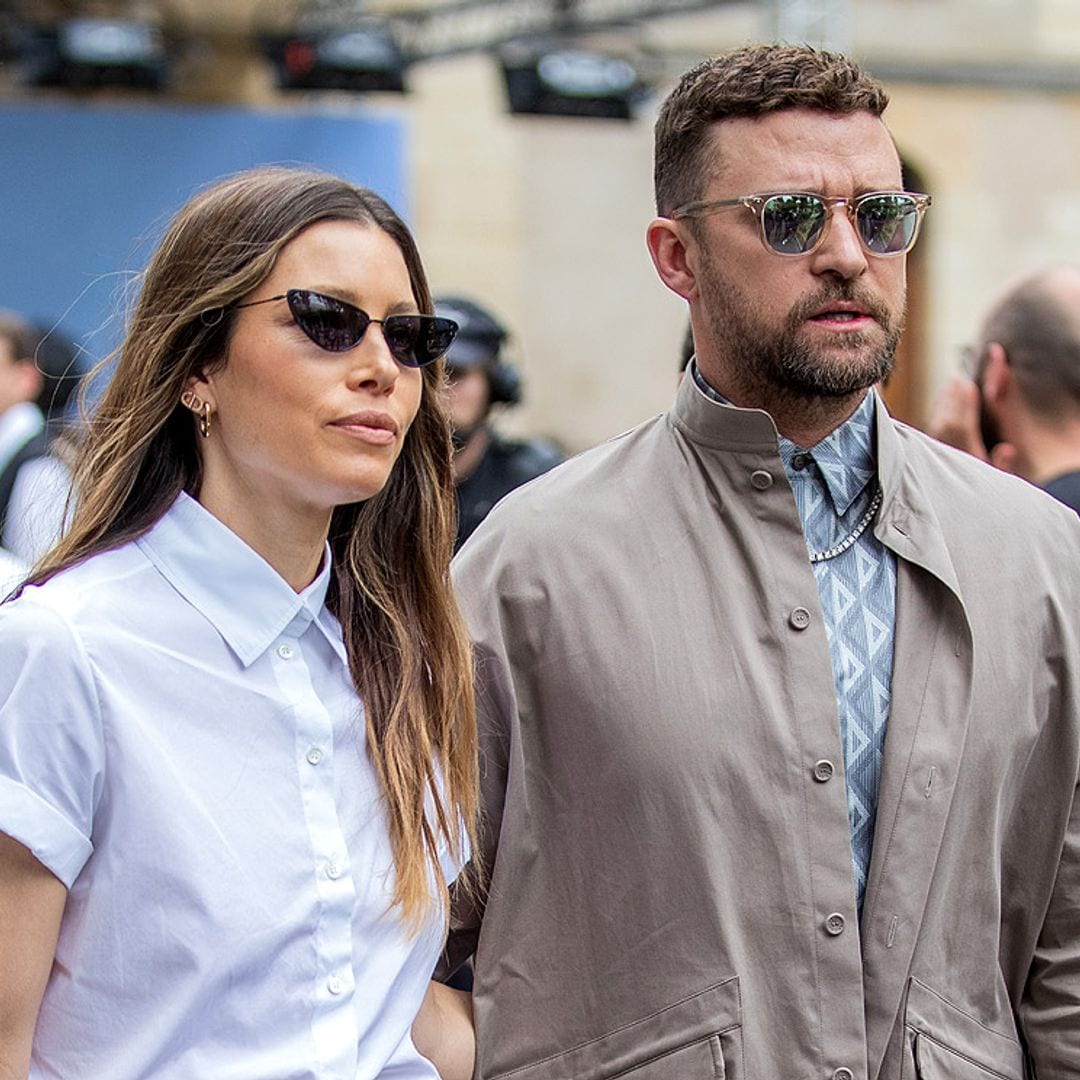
<box><xmin>671</xmin><ymin>190</ymin><xmax>931</xmax><ymax>258</ymax></box>
<box><xmin>234</xmin><ymin>288</ymin><xmax>459</xmax><ymax>368</ymax></box>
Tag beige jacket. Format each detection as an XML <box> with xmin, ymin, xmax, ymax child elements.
<box><xmin>446</xmin><ymin>374</ymin><xmax>1080</xmax><ymax>1080</ymax></box>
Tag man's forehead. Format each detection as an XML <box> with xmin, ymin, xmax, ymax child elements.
<box><xmin>703</xmin><ymin>108</ymin><xmax>902</xmax><ymax>191</ymax></box>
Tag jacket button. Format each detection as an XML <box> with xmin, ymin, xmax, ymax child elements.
<box><xmin>750</xmin><ymin>469</ymin><xmax>773</xmax><ymax>490</ymax></box>
<box><xmin>789</xmin><ymin>606</ymin><xmax>812</xmax><ymax>630</ymax></box>
<box><xmin>813</xmin><ymin>759</ymin><xmax>835</xmax><ymax>782</ymax></box>
<box><xmin>833</xmin><ymin>1069</ymin><xmax>854</xmax><ymax>1080</ymax></box>
<box><xmin>825</xmin><ymin>912</ymin><xmax>846</xmax><ymax>936</ymax></box>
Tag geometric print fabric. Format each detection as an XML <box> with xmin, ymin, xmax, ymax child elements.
<box><xmin>780</xmin><ymin>393</ymin><xmax>897</xmax><ymax>915</ymax></box>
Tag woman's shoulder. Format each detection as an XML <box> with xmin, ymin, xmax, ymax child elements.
<box><xmin>1</xmin><ymin>542</ymin><xmax>151</xmax><ymax>642</ymax></box>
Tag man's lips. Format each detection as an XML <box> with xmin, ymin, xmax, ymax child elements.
<box><xmin>806</xmin><ymin>302</ymin><xmax>877</xmax><ymax>330</ymax></box>
<box><xmin>329</xmin><ymin>411</ymin><xmax>399</xmax><ymax>445</ymax></box>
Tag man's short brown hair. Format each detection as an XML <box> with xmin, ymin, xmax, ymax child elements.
<box><xmin>653</xmin><ymin>43</ymin><xmax>889</xmax><ymax>216</ymax></box>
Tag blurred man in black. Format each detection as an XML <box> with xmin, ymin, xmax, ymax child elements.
<box><xmin>929</xmin><ymin>263</ymin><xmax>1080</xmax><ymax>514</ymax></box>
<box><xmin>435</xmin><ymin>296</ymin><xmax>563</xmax><ymax>550</ymax></box>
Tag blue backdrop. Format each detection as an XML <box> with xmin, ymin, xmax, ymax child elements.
<box><xmin>0</xmin><ymin>101</ymin><xmax>406</xmax><ymax>380</ymax></box>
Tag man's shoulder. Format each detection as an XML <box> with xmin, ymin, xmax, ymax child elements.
<box><xmin>1042</xmin><ymin>470</ymin><xmax>1080</xmax><ymax>516</ymax></box>
<box><xmin>891</xmin><ymin>418</ymin><xmax>1080</xmax><ymax>538</ymax></box>
<box><xmin>472</xmin><ymin>416</ymin><xmax>666</xmax><ymax>533</ymax></box>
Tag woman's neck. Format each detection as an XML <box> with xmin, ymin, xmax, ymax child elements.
<box><xmin>194</xmin><ymin>486</ymin><xmax>330</xmax><ymax>593</ymax></box>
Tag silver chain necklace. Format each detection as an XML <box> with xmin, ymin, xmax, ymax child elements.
<box><xmin>807</xmin><ymin>482</ymin><xmax>883</xmax><ymax>564</ymax></box>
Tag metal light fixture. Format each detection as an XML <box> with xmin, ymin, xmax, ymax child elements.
<box><xmin>24</xmin><ymin>17</ymin><xmax>169</xmax><ymax>91</ymax></box>
<box><xmin>501</xmin><ymin>45</ymin><xmax>647</xmax><ymax>120</ymax></box>
<box><xmin>264</xmin><ymin>22</ymin><xmax>407</xmax><ymax>93</ymax></box>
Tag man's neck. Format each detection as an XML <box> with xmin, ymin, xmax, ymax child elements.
<box><xmin>1015</xmin><ymin>417</ymin><xmax>1080</xmax><ymax>488</ymax></box>
<box><xmin>692</xmin><ymin>363</ymin><xmax>869</xmax><ymax>448</ymax></box>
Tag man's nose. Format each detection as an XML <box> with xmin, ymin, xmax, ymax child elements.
<box><xmin>809</xmin><ymin>202</ymin><xmax>868</xmax><ymax>280</ymax></box>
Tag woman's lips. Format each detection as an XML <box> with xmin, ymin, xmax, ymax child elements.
<box><xmin>329</xmin><ymin>412</ymin><xmax>398</xmax><ymax>445</ymax></box>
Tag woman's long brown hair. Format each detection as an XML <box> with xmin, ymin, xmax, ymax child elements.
<box><xmin>22</xmin><ymin>167</ymin><xmax>477</xmax><ymax>929</ymax></box>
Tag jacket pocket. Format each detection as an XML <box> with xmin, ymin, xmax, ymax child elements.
<box><xmin>901</xmin><ymin>978</ymin><xmax>1025</xmax><ymax>1080</ymax></box>
<box><xmin>491</xmin><ymin>977</ymin><xmax>742</xmax><ymax>1080</ymax></box>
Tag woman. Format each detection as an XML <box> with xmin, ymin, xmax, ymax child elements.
<box><xmin>0</xmin><ymin>167</ymin><xmax>477</xmax><ymax>1079</ymax></box>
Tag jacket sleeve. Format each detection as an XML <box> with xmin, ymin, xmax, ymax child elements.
<box><xmin>1019</xmin><ymin>768</ymin><xmax>1080</xmax><ymax>1075</ymax></box>
<box><xmin>437</xmin><ymin>642</ymin><xmax>514</xmax><ymax>980</ymax></box>
<box><xmin>1016</xmin><ymin>552</ymin><xmax>1080</xmax><ymax>1075</ymax></box>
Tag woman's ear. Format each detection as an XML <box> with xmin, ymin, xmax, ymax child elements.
<box><xmin>646</xmin><ymin>218</ymin><xmax>701</xmax><ymax>302</ymax></box>
<box><xmin>181</xmin><ymin>370</ymin><xmax>215</xmax><ymax>413</ymax></box>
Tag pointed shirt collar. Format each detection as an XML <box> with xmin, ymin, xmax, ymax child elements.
<box><xmin>690</xmin><ymin>360</ymin><xmax>877</xmax><ymax>515</ymax></box>
<box><xmin>136</xmin><ymin>492</ymin><xmax>341</xmax><ymax>668</ymax></box>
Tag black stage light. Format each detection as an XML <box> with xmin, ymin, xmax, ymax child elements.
<box><xmin>25</xmin><ymin>18</ymin><xmax>168</xmax><ymax>91</ymax></box>
<box><xmin>501</xmin><ymin>48</ymin><xmax>645</xmax><ymax>120</ymax></box>
<box><xmin>265</xmin><ymin>25</ymin><xmax>407</xmax><ymax>93</ymax></box>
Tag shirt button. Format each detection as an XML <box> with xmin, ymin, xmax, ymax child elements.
<box><xmin>833</xmin><ymin>1069</ymin><xmax>854</xmax><ymax>1080</ymax></box>
<box><xmin>825</xmin><ymin>912</ymin><xmax>846</xmax><ymax>936</ymax></box>
<box><xmin>326</xmin><ymin>862</ymin><xmax>343</xmax><ymax>880</ymax></box>
<box><xmin>793</xmin><ymin>453</ymin><xmax>811</xmax><ymax>470</ymax></box>
<box><xmin>277</xmin><ymin>643</ymin><xmax>295</xmax><ymax>660</ymax></box>
<box><xmin>306</xmin><ymin>747</ymin><xmax>323</xmax><ymax>766</ymax></box>
<box><xmin>327</xmin><ymin>975</ymin><xmax>345</xmax><ymax>995</ymax></box>
<box><xmin>789</xmin><ymin>606</ymin><xmax>812</xmax><ymax>630</ymax></box>
<box><xmin>750</xmin><ymin>469</ymin><xmax>773</xmax><ymax>490</ymax></box>
<box><xmin>813</xmin><ymin>759</ymin><xmax>835</xmax><ymax>783</ymax></box>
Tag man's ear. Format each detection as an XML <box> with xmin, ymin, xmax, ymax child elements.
<box><xmin>980</xmin><ymin>342</ymin><xmax>1011</xmax><ymax>407</ymax></box>
<box><xmin>646</xmin><ymin>217</ymin><xmax>700</xmax><ymax>302</ymax></box>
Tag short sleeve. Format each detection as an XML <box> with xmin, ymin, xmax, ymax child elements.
<box><xmin>0</xmin><ymin>593</ymin><xmax>104</xmax><ymax>887</ymax></box>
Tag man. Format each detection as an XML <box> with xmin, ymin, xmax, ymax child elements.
<box><xmin>0</xmin><ymin>313</ymin><xmax>47</xmax><ymax>533</ymax></box>
<box><xmin>434</xmin><ymin>295</ymin><xmax>563</xmax><ymax>549</ymax></box>
<box><xmin>0</xmin><ymin>313</ymin><xmax>79</xmax><ymax>562</ymax></box>
<box><xmin>930</xmin><ymin>263</ymin><xmax>1080</xmax><ymax>513</ymax></box>
<box><xmin>444</xmin><ymin>44</ymin><xmax>1080</xmax><ymax>1079</ymax></box>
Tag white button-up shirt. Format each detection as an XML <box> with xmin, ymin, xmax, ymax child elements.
<box><xmin>0</xmin><ymin>492</ymin><xmax>458</xmax><ymax>1079</ymax></box>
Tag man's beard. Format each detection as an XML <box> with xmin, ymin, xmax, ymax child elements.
<box><xmin>700</xmin><ymin>255</ymin><xmax>903</xmax><ymax>402</ymax></box>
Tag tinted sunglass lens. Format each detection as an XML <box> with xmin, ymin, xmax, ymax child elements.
<box><xmin>288</xmin><ymin>290</ymin><xmax>367</xmax><ymax>351</ymax></box>
<box><xmin>857</xmin><ymin>195</ymin><xmax>918</xmax><ymax>254</ymax></box>
<box><xmin>762</xmin><ymin>194</ymin><xmax>827</xmax><ymax>254</ymax></box>
<box><xmin>382</xmin><ymin>317</ymin><xmax>422</xmax><ymax>366</ymax></box>
<box><xmin>381</xmin><ymin>316</ymin><xmax>458</xmax><ymax>368</ymax></box>
<box><xmin>422</xmin><ymin>318</ymin><xmax>458</xmax><ymax>365</ymax></box>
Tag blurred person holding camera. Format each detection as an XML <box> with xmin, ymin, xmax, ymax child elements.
<box><xmin>930</xmin><ymin>263</ymin><xmax>1080</xmax><ymax>513</ymax></box>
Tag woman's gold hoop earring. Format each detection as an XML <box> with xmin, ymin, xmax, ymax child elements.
<box><xmin>180</xmin><ymin>390</ymin><xmax>202</xmax><ymax>412</ymax></box>
<box><xmin>199</xmin><ymin>401</ymin><xmax>212</xmax><ymax>439</ymax></box>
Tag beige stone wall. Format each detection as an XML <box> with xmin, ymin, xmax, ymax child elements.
<box><xmin>409</xmin><ymin>56</ymin><xmax>679</xmax><ymax>455</ymax></box>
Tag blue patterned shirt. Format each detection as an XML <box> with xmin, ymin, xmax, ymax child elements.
<box><xmin>692</xmin><ymin>365</ymin><xmax>897</xmax><ymax>912</ymax></box>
